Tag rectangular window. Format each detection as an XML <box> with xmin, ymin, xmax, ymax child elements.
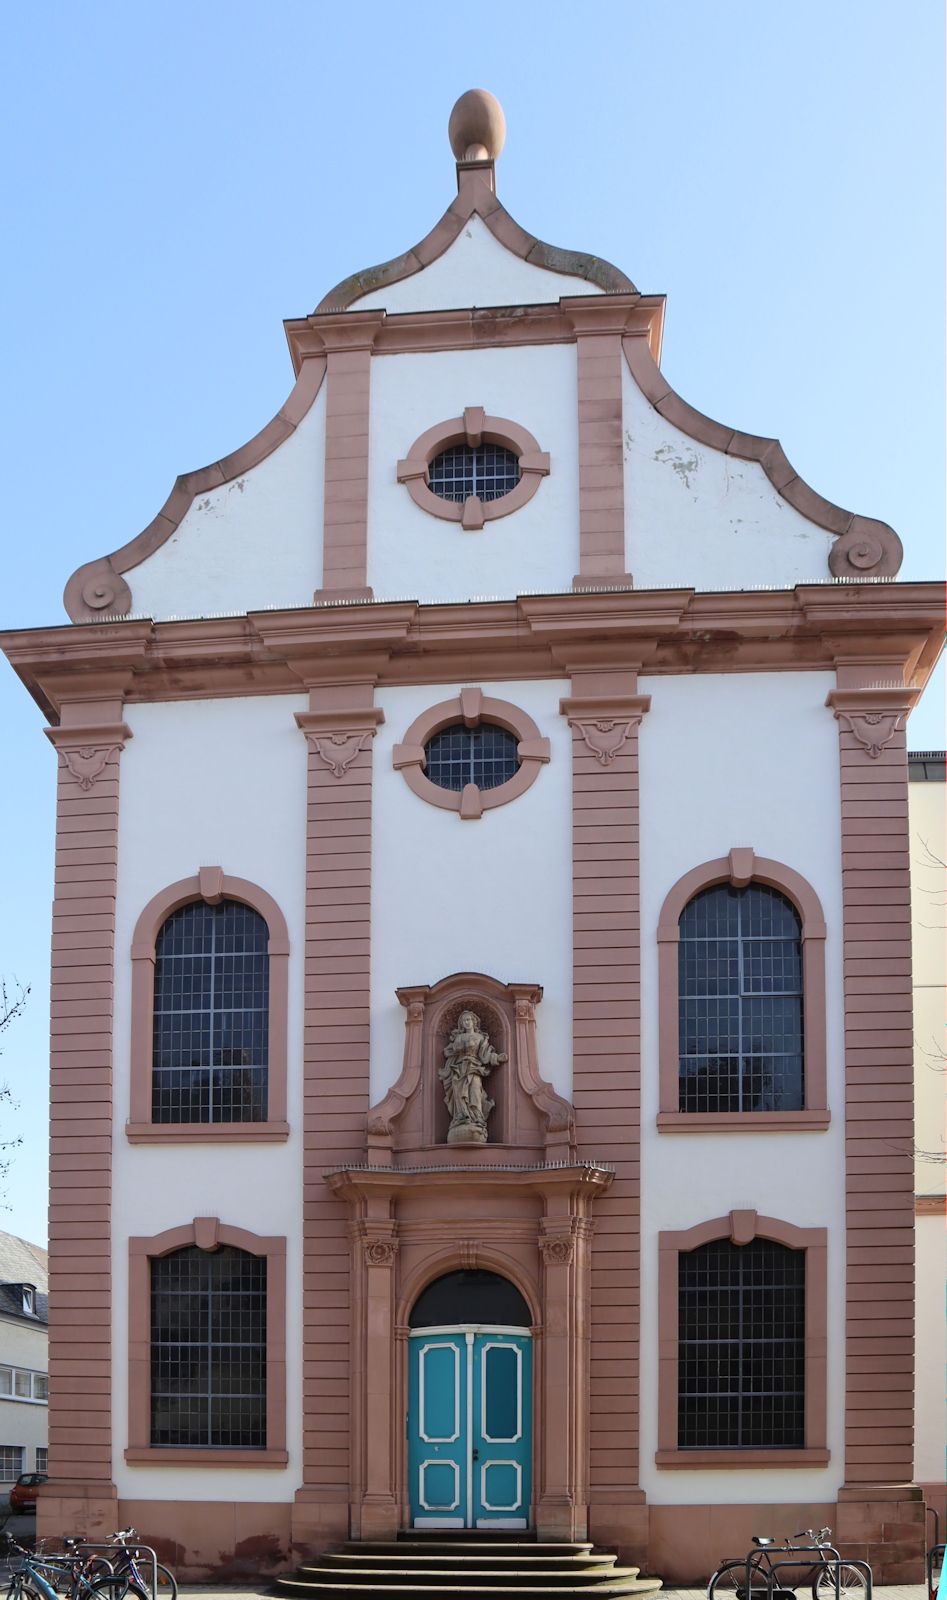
<box><xmin>13</xmin><ymin>1372</ymin><xmax>30</xmax><ymax>1399</ymax></box>
<box><xmin>150</xmin><ymin>1245</ymin><xmax>266</xmax><ymax>1448</ymax></box>
<box><xmin>32</xmin><ymin>1374</ymin><xmax>48</xmax><ymax>1402</ymax></box>
<box><xmin>34</xmin><ymin>1448</ymin><xmax>47</xmax><ymax>1472</ymax></box>
<box><xmin>0</xmin><ymin>1367</ymin><xmax>49</xmax><ymax>1403</ymax></box>
<box><xmin>678</xmin><ymin>1237</ymin><xmax>805</xmax><ymax>1449</ymax></box>
<box><xmin>0</xmin><ymin>1369</ymin><xmax>11</xmax><ymax>1396</ymax></box>
<box><xmin>0</xmin><ymin>1446</ymin><xmax>24</xmax><ymax>1480</ymax></box>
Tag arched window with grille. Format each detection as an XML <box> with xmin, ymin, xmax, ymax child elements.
<box><xmin>656</xmin><ymin>853</ymin><xmax>829</xmax><ymax>1130</ymax></box>
<box><xmin>152</xmin><ymin>899</ymin><xmax>269</xmax><ymax>1125</ymax></box>
<box><xmin>128</xmin><ymin>871</ymin><xmax>291</xmax><ymax>1142</ymax></box>
<box><xmin>678</xmin><ymin>883</ymin><xmax>803</xmax><ymax>1114</ymax></box>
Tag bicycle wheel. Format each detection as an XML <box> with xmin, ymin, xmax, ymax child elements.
<box><xmin>708</xmin><ymin>1558</ymin><xmax>770</xmax><ymax>1600</ymax></box>
<box><xmin>153</xmin><ymin>1565</ymin><xmax>177</xmax><ymax>1600</ymax></box>
<box><xmin>812</xmin><ymin>1564</ymin><xmax>868</xmax><ymax>1600</ymax></box>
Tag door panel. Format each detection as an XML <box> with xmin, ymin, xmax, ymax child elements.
<box><xmin>409</xmin><ymin>1336</ymin><xmax>466</xmax><ymax>1526</ymax></box>
<box><xmin>408</xmin><ymin>1327</ymin><xmax>531</xmax><ymax>1529</ymax></box>
<box><xmin>472</xmin><ymin>1332</ymin><xmax>531</xmax><ymax>1527</ymax></box>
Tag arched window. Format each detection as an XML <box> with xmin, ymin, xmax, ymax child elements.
<box><xmin>678</xmin><ymin>1238</ymin><xmax>804</xmax><ymax>1449</ymax></box>
<box><xmin>656</xmin><ymin>851</ymin><xmax>828</xmax><ymax>1131</ymax></box>
<box><xmin>128</xmin><ymin>871</ymin><xmax>290</xmax><ymax>1143</ymax></box>
<box><xmin>151</xmin><ymin>1244</ymin><xmax>266</xmax><ymax>1448</ymax></box>
<box><xmin>678</xmin><ymin>883</ymin><xmax>803</xmax><ymax>1114</ymax></box>
<box><xmin>152</xmin><ymin>900</ymin><xmax>269</xmax><ymax>1125</ymax></box>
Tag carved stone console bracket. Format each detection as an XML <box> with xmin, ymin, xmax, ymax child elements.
<box><xmin>45</xmin><ymin>722</ymin><xmax>134</xmax><ymax>789</ymax></box>
<box><xmin>296</xmin><ymin>705</ymin><xmax>385</xmax><ymax>776</ymax></box>
<box><xmin>826</xmin><ymin>686</ymin><xmax>921</xmax><ymax>760</ymax></box>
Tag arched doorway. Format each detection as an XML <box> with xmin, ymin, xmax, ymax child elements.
<box><xmin>408</xmin><ymin>1269</ymin><xmax>533</xmax><ymax>1529</ymax></box>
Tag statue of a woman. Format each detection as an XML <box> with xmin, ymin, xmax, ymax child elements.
<box><xmin>439</xmin><ymin>1009</ymin><xmax>507</xmax><ymax>1144</ymax></box>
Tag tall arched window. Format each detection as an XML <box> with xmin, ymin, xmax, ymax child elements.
<box><xmin>150</xmin><ymin>1244</ymin><xmax>266</xmax><ymax>1448</ymax></box>
<box><xmin>678</xmin><ymin>883</ymin><xmax>803</xmax><ymax>1114</ymax></box>
<box><xmin>152</xmin><ymin>900</ymin><xmax>269</xmax><ymax>1124</ymax></box>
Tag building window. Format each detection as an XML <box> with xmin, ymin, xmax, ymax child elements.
<box><xmin>397</xmin><ymin>408</ymin><xmax>549</xmax><ymax>529</ymax></box>
<box><xmin>21</xmin><ymin>1286</ymin><xmax>34</xmax><ymax>1315</ymax></box>
<box><xmin>127</xmin><ymin>871</ymin><xmax>290</xmax><ymax>1144</ymax></box>
<box><xmin>427</xmin><ymin>443</ymin><xmax>520</xmax><ymax>504</ymax></box>
<box><xmin>656</xmin><ymin>850</ymin><xmax>829</xmax><ymax>1132</ymax></box>
<box><xmin>151</xmin><ymin>1245</ymin><xmax>266</xmax><ymax>1449</ymax></box>
<box><xmin>656</xmin><ymin>1211</ymin><xmax>828</xmax><ymax>1468</ymax></box>
<box><xmin>423</xmin><ymin>723</ymin><xmax>520</xmax><ymax>793</ymax></box>
<box><xmin>0</xmin><ymin>1447</ymin><xmax>24</xmax><ymax>1481</ymax></box>
<box><xmin>152</xmin><ymin>900</ymin><xmax>269</xmax><ymax>1125</ymax></box>
<box><xmin>678</xmin><ymin>884</ymin><xmax>803</xmax><ymax>1113</ymax></box>
<box><xmin>0</xmin><ymin>1366</ymin><xmax>48</xmax><ymax>1404</ymax></box>
<box><xmin>34</xmin><ymin>1448</ymin><xmax>47</xmax><ymax>1473</ymax></box>
<box><xmin>393</xmin><ymin>688</ymin><xmax>551</xmax><ymax>820</ymax></box>
<box><xmin>678</xmin><ymin>1238</ymin><xmax>804</xmax><ymax>1449</ymax></box>
<box><xmin>127</xmin><ymin>1219</ymin><xmax>287</xmax><ymax>1466</ymax></box>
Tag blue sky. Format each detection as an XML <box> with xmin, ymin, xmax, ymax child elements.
<box><xmin>0</xmin><ymin>0</ymin><xmax>943</xmax><ymax>1245</ymax></box>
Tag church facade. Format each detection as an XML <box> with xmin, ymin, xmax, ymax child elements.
<box><xmin>2</xmin><ymin>91</ymin><xmax>941</xmax><ymax>1583</ymax></box>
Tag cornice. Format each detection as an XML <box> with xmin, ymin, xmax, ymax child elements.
<box><xmin>3</xmin><ymin>583</ymin><xmax>942</xmax><ymax>722</ymax></box>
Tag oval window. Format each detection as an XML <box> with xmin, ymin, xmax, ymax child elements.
<box><xmin>423</xmin><ymin>723</ymin><xmax>519</xmax><ymax>792</ymax></box>
<box><xmin>427</xmin><ymin>443</ymin><xmax>520</xmax><ymax>504</ymax></box>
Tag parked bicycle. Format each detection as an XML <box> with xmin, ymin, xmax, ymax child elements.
<box><xmin>708</xmin><ymin>1528</ymin><xmax>868</xmax><ymax>1600</ymax></box>
<box><xmin>0</xmin><ymin>1535</ymin><xmax>142</xmax><ymax>1600</ymax></box>
<box><xmin>93</xmin><ymin>1532</ymin><xmax>175</xmax><ymax>1600</ymax></box>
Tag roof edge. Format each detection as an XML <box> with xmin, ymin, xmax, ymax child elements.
<box><xmin>622</xmin><ymin>334</ymin><xmax>904</xmax><ymax>580</ymax></box>
<box><xmin>62</xmin><ymin>358</ymin><xmax>327</xmax><ymax>623</ymax></box>
<box><xmin>315</xmin><ymin>163</ymin><xmax>636</xmax><ymax>315</ymax></box>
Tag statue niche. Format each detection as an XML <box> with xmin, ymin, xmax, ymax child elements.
<box><xmin>438</xmin><ymin>1006</ymin><xmax>506</xmax><ymax>1144</ymax></box>
<box><xmin>365</xmin><ymin>972</ymin><xmax>575</xmax><ymax>1165</ymax></box>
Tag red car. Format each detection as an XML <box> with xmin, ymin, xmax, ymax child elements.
<box><xmin>8</xmin><ymin>1472</ymin><xmax>47</xmax><ymax>1512</ymax></box>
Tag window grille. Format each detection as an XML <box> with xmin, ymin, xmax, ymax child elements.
<box><xmin>678</xmin><ymin>1238</ymin><xmax>805</xmax><ymax>1449</ymax></box>
<box><xmin>0</xmin><ymin>1446</ymin><xmax>24</xmax><ymax>1481</ymax></box>
<box><xmin>150</xmin><ymin>1245</ymin><xmax>266</xmax><ymax>1449</ymax></box>
<box><xmin>423</xmin><ymin>723</ymin><xmax>520</xmax><ymax>792</ymax></box>
<box><xmin>34</xmin><ymin>1448</ymin><xmax>47</xmax><ymax>1473</ymax></box>
<box><xmin>678</xmin><ymin>883</ymin><xmax>803</xmax><ymax>1112</ymax></box>
<box><xmin>152</xmin><ymin>900</ymin><xmax>269</xmax><ymax>1124</ymax></box>
<box><xmin>427</xmin><ymin>443</ymin><xmax>520</xmax><ymax>503</ymax></box>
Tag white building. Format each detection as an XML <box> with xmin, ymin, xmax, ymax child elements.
<box><xmin>0</xmin><ymin>1232</ymin><xmax>49</xmax><ymax>1490</ymax></box>
<box><xmin>1</xmin><ymin>90</ymin><xmax>942</xmax><ymax>1584</ymax></box>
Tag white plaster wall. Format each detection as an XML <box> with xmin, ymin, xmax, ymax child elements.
<box><xmin>371</xmin><ymin>680</ymin><xmax>572</xmax><ymax>1105</ymax></box>
<box><xmin>638</xmin><ymin>671</ymin><xmax>846</xmax><ymax>1502</ymax></box>
<box><xmin>352</xmin><ymin>214</ymin><xmax>601</xmax><ymax>313</ymax></box>
<box><xmin>368</xmin><ymin>345</ymin><xmax>579</xmax><ymax>601</ymax></box>
<box><xmin>915</xmin><ymin>1213</ymin><xmax>947</xmax><ymax>1483</ymax></box>
<box><xmin>128</xmin><ymin>389</ymin><xmax>326</xmax><ymax>621</ymax></box>
<box><xmin>112</xmin><ymin>695</ymin><xmax>307</xmax><ymax>1500</ymax></box>
<box><xmin>623</xmin><ymin>363</ymin><xmax>836</xmax><ymax>590</ymax></box>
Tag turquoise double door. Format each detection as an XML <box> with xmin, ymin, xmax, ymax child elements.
<box><xmin>408</xmin><ymin>1326</ymin><xmax>533</xmax><ymax>1528</ymax></box>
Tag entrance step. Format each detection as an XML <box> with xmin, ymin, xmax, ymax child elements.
<box><xmin>276</xmin><ymin>1536</ymin><xmax>663</xmax><ymax>1597</ymax></box>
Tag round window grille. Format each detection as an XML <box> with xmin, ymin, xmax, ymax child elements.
<box><xmin>427</xmin><ymin>443</ymin><xmax>521</xmax><ymax>504</ymax></box>
<box><xmin>423</xmin><ymin>723</ymin><xmax>520</xmax><ymax>792</ymax></box>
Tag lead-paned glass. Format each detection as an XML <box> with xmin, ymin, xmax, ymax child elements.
<box><xmin>150</xmin><ymin>1245</ymin><xmax>266</xmax><ymax>1448</ymax></box>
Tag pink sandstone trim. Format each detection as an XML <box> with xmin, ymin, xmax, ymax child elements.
<box><xmin>621</xmin><ymin>333</ymin><xmax>903</xmax><ymax>579</ymax></box>
<box><xmin>62</xmin><ymin>356</ymin><xmax>327</xmax><ymax>622</ymax></box>
<box><xmin>127</xmin><ymin>869</ymin><xmax>290</xmax><ymax>1139</ymax></box>
<box><xmin>657</xmin><ymin>1211</ymin><xmax>829</xmax><ymax>1468</ymax></box>
<box><xmin>393</xmin><ymin>687</ymin><xmax>551</xmax><ymax>817</ymax></box>
<box><xmin>315</xmin><ymin>314</ymin><xmax>384</xmax><ymax>599</ymax></box>
<box><xmin>656</xmin><ymin>850</ymin><xmax>828</xmax><ymax>1127</ymax></box>
<box><xmin>315</xmin><ymin>160</ymin><xmax>636</xmax><ymax>314</ymax></box>
<box><xmin>830</xmin><ymin>669</ymin><xmax>918</xmax><ymax>1506</ymax></box>
<box><xmin>561</xmin><ymin>667</ymin><xmax>650</xmax><ymax>1543</ymax></box>
<box><xmin>566</xmin><ymin>303</ymin><xmax>633</xmax><ymax>589</ymax></box>
<box><xmin>127</xmin><ymin>1220</ymin><xmax>287</xmax><ymax>1466</ymax></box>
<box><xmin>396</xmin><ymin>407</ymin><xmax>550</xmax><ymax>528</ymax></box>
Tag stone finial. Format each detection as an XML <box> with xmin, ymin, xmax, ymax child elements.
<box><xmin>448</xmin><ymin>89</ymin><xmax>506</xmax><ymax>163</ymax></box>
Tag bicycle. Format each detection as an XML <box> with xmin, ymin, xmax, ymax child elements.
<box><xmin>0</xmin><ymin>1536</ymin><xmax>144</xmax><ymax>1600</ymax></box>
<box><xmin>708</xmin><ymin>1527</ymin><xmax>868</xmax><ymax>1600</ymax></box>
<box><xmin>96</xmin><ymin>1532</ymin><xmax>175</xmax><ymax>1600</ymax></box>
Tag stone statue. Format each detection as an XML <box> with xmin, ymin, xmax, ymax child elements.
<box><xmin>439</xmin><ymin>1009</ymin><xmax>507</xmax><ymax>1144</ymax></box>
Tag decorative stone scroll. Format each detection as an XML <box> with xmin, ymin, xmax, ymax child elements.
<box><xmin>308</xmin><ymin>729</ymin><xmax>374</xmax><ymax>778</ymax></box>
<box><xmin>45</xmin><ymin>722</ymin><xmax>133</xmax><ymax>791</ymax></box>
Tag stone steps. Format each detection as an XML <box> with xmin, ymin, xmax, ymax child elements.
<box><xmin>275</xmin><ymin>1536</ymin><xmax>663</xmax><ymax>1597</ymax></box>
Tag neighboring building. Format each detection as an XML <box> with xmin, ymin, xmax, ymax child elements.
<box><xmin>910</xmin><ymin>751</ymin><xmax>946</xmax><ymax>1535</ymax></box>
<box><xmin>0</xmin><ymin>90</ymin><xmax>943</xmax><ymax>1583</ymax></box>
<box><xmin>0</xmin><ymin>1232</ymin><xmax>49</xmax><ymax>1489</ymax></box>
